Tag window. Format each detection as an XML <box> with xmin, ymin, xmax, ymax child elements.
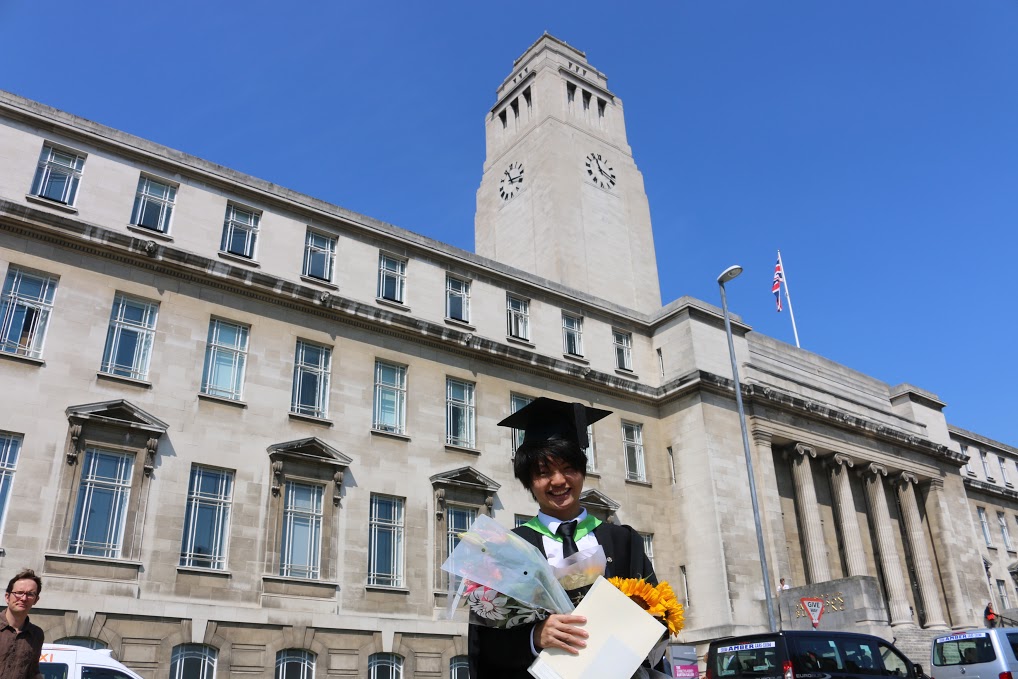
<box><xmin>446</xmin><ymin>378</ymin><xmax>475</xmax><ymax>448</ymax></box>
<box><xmin>506</xmin><ymin>294</ymin><xmax>529</xmax><ymax>340</ymax></box>
<box><xmin>280</xmin><ymin>482</ymin><xmax>323</xmax><ymax>579</ymax></box>
<box><xmin>368</xmin><ymin>653</ymin><xmax>403</xmax><ymax>679</ymax></box>
<box><xmin>0</xmin><ymin>267</ymin><xmax>57</xmax><ymax>359</ymax></box>
<box><xmin>377</xmin><ymin>254</ymin><xmax>406</xmax><ymax>303</ymax></box>
<box><xmin>961</xmin><ymin>445</ymin><xmax>973</xmax><ymax>474</ymax></box>
<box><xmin>201</xmin><ymin>319</ymin><xmax>249</xmax><ymax>400</ymax></box>
<box><xmin>562</xmin><ymin>313</ymin><xmax>583</xmax><ymax>356</ymax></box>
<box><xmin>0</xmin><ymin>433</ymin><xmax>21</xmax><ymax>537</ymax></box>
<box><xmin>100</xmin><ymin>294</ymin><xmax>158</xmax><ymax>380</ymax></box>
<box><xmin>999</xmin><ymin>580</ymin><xmax>1012</xmax><ymax>609</ymax></box>
<box><xmin>450</xmin><ymin>656</ymin><xmax>469</xmax><ymax>679</ymax></box>
<box><xmin>276</xmin><ymin>650</ymin><xmax>315</xmax><ymax>679</ymax></box>
<box><xmin>514</xmin><ymin>514</ymin><xmax>532</xmax><ymax>528</ymax></box>
<box><xmin>510</xmin><ymin>394</ymin><xmax>534</xmax><ymax>453</ymax></box>
<box><xmin>303</xmin><ymin>230</ymin><xmax>337</xmax><ymax>282</ymax></box>
<box><xmin>180</xmin><ymin>465</ymin><xmax>233</xmax><ymax>570</ymax></box>
<box><xmin>623</xmin><ymin>422</ymin><xmax>646</xmax><ymax>482</ymax></box>
<box><xmin>373</xmin><ymin>361</ymin><xmax>406</xmax><ymax>434</ymax></box>
<box><xmin>583</xmin><ymin>426</ymin><xmax>596</xmax><ymax>473</ymax></box>
<box><xmin>291</xmin><ymin>341</ymin><xmax>331</xmax><ymax>419</ymax></box>
<box><xmin>679</xmin><ymin>565</ymin><xmax>690</xmax><ymax>608</ymax></box>
<box><xmin>220</xmin><ymin>204</ymin><xmax>260</xmax><ymax>259</ymax></box>
<box><xmin>170</xmin><ymin>644</ymin><xmax>217</xmax><ymax>679</ymax></box>
<box><xmin>446</xmin><ymin>275</ymin><xmax>470</xmax><ymax>322</ymax></box>
<box><xmin>446</xmin><ymin>505</ymin><xmax>477</xmax><ymax>587</ymax></box>
<box><xmin>131</xmin><ymin>176</ymin><xmax>176</xmax><ymax>233</ymax></box>
<box><xmin>642</xmin><ymin>533</ymin><xmax>655</xmax><ymax>567</ymax></box>
<box><xmin>979</xmin><ymin>507</ymin><xmax>993</xmax><ymax>547</ymax></box>
<box><xmin>54</xmin><ymin>637</ymin><xmax>106</xmax><ymax>650</ymax></box>
<box><xmin>981</xmin><ymin>450</ymin><xmax>993</xmax><ymax>479</ymax></box>
<box><xmin>1001</xmin><ymin>457</ymin><xmax>1012</xmax><ymax>486</ymax></box>
<box><xmin>369</xmin><ymin>494</ymin><xmax>404</xmax><ymax>587</ymax></box>
<box><xmin>69</xmin><ymin>449</ymin><xmax>133</xmax><ymax>557</ymax></box>
<box><xmin>613</xmin><ymin>331</ymin><xmax>633</xmax><ymax>371</ymax></box>
<box><xmin>667</xmin><ymin>446</ymin><xmax>676</xmax><ymax>485</ymax></box>
<box><xmin>31</xmin><ymin>144</ymin><xmax>84</xmax><ymax>205</ymax></box>
<box><xmin>1000</xmin><ymin>512</ymin><xmax>1014</xmax><ymax>551</ymax></box>
<box><xmin>656</xmin><ymin>348</ymin><xmax>664</xmax><ymax>377</ymax></box>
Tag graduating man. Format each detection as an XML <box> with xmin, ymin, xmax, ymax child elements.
<box><xmin>469</xmin><ymin>397</ymin><xmax>656</xmax><ymax>679</ymax></box>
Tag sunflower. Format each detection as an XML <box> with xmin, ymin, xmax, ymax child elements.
<box><xmin>609</xmin><ymin>577</ymin><xmax>685</xmax><ymax>636</ymax></box>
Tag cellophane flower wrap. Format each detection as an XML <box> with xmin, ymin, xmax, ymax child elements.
<box><xmin>441</xmin><ymin>515</ymin><xmax>574</xmax><ymax>629</ymax></box>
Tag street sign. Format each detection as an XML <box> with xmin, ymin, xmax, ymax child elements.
<box><xmin>801</xmin><ymin>597</ymin><xmax>825</xmax><ymax>628</ymax></box>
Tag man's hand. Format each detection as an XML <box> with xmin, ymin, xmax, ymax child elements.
<box><xmin>535</xmin><ymin>613</ymin><xmax>588</xmax><ymax>654</ymax></box>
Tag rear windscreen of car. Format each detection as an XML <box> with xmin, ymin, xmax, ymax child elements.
<box><xmin>789</xmin><ymin>636</ymin><xmax>910</xmax><ymax>676</ymax></box>
<box><xmin>933</xmin><ymin>632</ymin><xmax>996</xmax><ymax>666</ymax></box>
<box><xmin>712</xmin><ymin>640</ymin><xmax>782</xmax><ymax>678</ymax></box>
<box><xmin>40</xmin><ymin>663</ymin><xmax>69</xmax><ymax>679</ymax></box>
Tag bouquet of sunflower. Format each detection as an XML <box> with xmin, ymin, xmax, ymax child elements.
<box><xmin>608</xmin><ymin>577</ymin><xmax>685</xmax><ymax>637</ymax></box>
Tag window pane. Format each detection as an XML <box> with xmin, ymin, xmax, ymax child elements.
<box><xmin>69</xmin><ymin>449</ymin><xmax>133</xmax><ymax>558</ymax></box>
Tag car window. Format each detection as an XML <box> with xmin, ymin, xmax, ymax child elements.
<box><xmin>82</xmin><ymin>668</ymin><xmax>135</xmax><ymax>679</ymax></box>
<box><xmin>878</xmin><ymin>641</ymin><xmax>911</xmax><ymax>677</ymax></box>
<box><xmin>790</xmin><ymin>636</ymin><xmax>910</xmax><ymax>676</ymax></box>
<box><xmin>40</xmin><ymin>663</ymin><xmax>70</xmax><ymax>679</ymax></box>
<box><xmin>1006</xmin><ymin>633</ymin><xmax>1018</xmax><ymax>660</ymax></box>
<box><xmin>934</xmin><ymin>632</ymin><xmax>996</xmax><ymax>666</ymax></box>
<box><xmin>713</xmin><ymin>641</ymin><xmax>782</xmax><ymax>677</ymax></box>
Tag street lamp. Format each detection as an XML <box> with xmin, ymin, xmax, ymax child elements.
<box><xmin>718</xmin><ymin>264</ymin><xmax>778</xmax><ymax>632</ymax></box>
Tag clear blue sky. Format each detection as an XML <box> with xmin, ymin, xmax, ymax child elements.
<box><xmin>2</xmin><ymin>1</ymin><xmax>1015</xmax><ymax>444</ymax></box>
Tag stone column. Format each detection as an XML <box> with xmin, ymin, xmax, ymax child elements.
<box><xmin>894</xmin><ymin>473</ymin><xmax>948</xmax><ymax>629</ymax></box>
<box><xmin>861</xmin><ymin>463</ymin><xmax>913</xmax><ymax>626</ymax></box>
<box><xmin>924</xmin><ymin>478</ymin><xmax>970</xmax><ymax>628</ymax></box>
<box><xmin>786</xmin><ymin>443</ymin><xmax>831</xmax><ymax>583</ymax></box>
<box><xmin>828</xmin><ymin>454</ymin><xmax>868</xmax><ymax>577</ymax></box>
<box><xmin>753</xmin><ymin>430</ymin><xmax>791</xmax><ymax>592</ymax></box>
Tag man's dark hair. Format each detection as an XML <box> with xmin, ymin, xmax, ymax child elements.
<box><xmin>6</xmin><ymin>568</ymin><xmax>42</xmax><ymax>595</ymax></box>
<box><xmin>513</xmin><ymin>436</ymin><xmax>588</xmax><ymax>490</ymax></box>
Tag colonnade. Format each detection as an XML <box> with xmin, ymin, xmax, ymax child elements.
<box><xmin>776</xmin><ymin>441</ymin><xmax>955</xmax><ymax>629</ymax></box>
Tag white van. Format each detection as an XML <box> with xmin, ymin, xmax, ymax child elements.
<box><xmin>39</xmin><ymin>644</ymin><xmax>144</xmax><ymax>679</ymax></box>
<box><xmin>931</xmin><ymin>629</ymin><xmax>1018</xmax><ymax>679</ymax></box>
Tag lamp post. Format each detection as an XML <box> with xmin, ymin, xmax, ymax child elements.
<box><xmin>718</xmin><ymin>264</ymin><xmax>778</xmax><ymax>632</ymax></box>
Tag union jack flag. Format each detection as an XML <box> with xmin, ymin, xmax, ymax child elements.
<box><xmin>772</xmin><ymin>258</ymin><xmax>784</xmax><ymax>312</ymax></box>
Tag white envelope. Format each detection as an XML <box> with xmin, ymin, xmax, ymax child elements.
<box><xmin>528</xmin><ymin>576</ymin><xmax>667</xmax><ymax>679</ymax></box>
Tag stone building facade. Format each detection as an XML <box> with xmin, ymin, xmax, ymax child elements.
<box><xmin>0</xmin><ymin>34</ymin><xmax>1009</xmax><ymax>677</ymax></box>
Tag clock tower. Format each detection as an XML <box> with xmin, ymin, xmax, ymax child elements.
<box><xmin>475</xmin><ymin>34</ymin><xmax>662</xmax><ymax>313</ymax></box>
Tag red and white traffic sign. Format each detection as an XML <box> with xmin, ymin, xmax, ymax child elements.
<box><xmin>801</xmin><ymin>597</ymin><xmax>825</xmax><ymax>628</ymax></box>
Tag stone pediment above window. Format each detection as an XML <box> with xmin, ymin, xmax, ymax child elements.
<box><xmin>580</xmin><ymin>489</ymin><xmax>620</xmax><ymax>523</ymax></box>
<box><xmin>431</xmin><ymin>466</ymin><xmax>500</xmax><ymax>518</ymax></box>
<box><xmin>267</xmin><ymin>437</ymin><xmax>352</xmax><ymax>506</ymax></box>
<box><xmin>66</xmin><ymin>399</ymin><xmax>168</xmax><ymax>435</ymax></box>
<box><xmin>268</xmin><ymin>437</ymin><xmax>353</xmax><ymax>469</ymax></box>
<box><xmin>65</xmin><ymin>400</ymin><xmax>168</xmax><ymax>475</ymax></box>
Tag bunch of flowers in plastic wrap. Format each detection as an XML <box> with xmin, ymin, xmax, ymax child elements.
<box><xmin>442</xmin><ymin>515</ymin><xmax>578</xmax><ymax>629</ymax></box>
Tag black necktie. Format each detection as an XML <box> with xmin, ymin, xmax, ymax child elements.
<box><xmin>557</xmin><ymin>520</ymin><xmax>579</xmax><ymax>558</ymax></box>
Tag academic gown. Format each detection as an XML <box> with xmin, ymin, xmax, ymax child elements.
<box><xmin>468</xmin><ymin>521</ymin><xmax>656</xmax><ymax>679</ymax></box>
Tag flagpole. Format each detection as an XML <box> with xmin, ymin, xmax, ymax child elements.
<box><xmin>777</xmin><ymin>250</ymin><xmax>801</xmax><ymax>348</ymax></box>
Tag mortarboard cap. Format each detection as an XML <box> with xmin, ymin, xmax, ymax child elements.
<box><xmin>497</xmin><ymin>397</ymin><xmax>611</xmax><ymax>450</ymax></box>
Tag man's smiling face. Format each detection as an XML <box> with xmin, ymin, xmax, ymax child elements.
<box><xmin>530</xmin><ymin>457</ymin><xmax>584</xmax><ymax>521</ymax></box>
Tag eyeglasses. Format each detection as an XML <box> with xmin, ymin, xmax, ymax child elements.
<box><xmin>7</xmin><ymin>591</ymin><xmax>37</xmax><ymax>600</ymax></box>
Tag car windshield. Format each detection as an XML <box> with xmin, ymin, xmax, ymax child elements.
<box><xmin>933</xmin><ymin>632</ymin><xmax>996</xmax><ymax>666</ymax></box>
<box><xmin>713</xmin><ymin>640</ymin><xmax>781</xmax><ymax>677</ymax></box>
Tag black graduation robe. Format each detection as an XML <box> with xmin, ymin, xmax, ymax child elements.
<box><xmin>468</xmin><ymin>521</ymin><xmax>656</xmax><ymax>679</ymax></box>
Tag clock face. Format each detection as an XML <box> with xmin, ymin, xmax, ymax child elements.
<box><xmin>499</xmin><ymin>161</ymin><xmax>524</xmax><ymax>200</ymax></box>
<box><xmin>585</xmin><ymin>152</ymin><xmax>616</xmax><ymax>190</ymax></box>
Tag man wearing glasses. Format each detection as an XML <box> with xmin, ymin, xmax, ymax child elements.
<box><xmin>1</xmin><ymin>569</ymin><xmax>44</xmax><ymax>679</ymax></box>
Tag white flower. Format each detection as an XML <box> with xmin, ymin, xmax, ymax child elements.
<box><xmin>468</xmin><ymin>587</ymin><xmax>509</xmax><ymax>620</ymax></box>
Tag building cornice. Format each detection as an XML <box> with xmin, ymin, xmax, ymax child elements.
<box><xmin>950</xmin><ymin>425</ymin><xmax>1018</xmax><ymax>457</ymax></box>
<box><xmin>964</xmin><ymin>477</ymin><xmax>1018</xmax><ymax>503</ymax></box>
